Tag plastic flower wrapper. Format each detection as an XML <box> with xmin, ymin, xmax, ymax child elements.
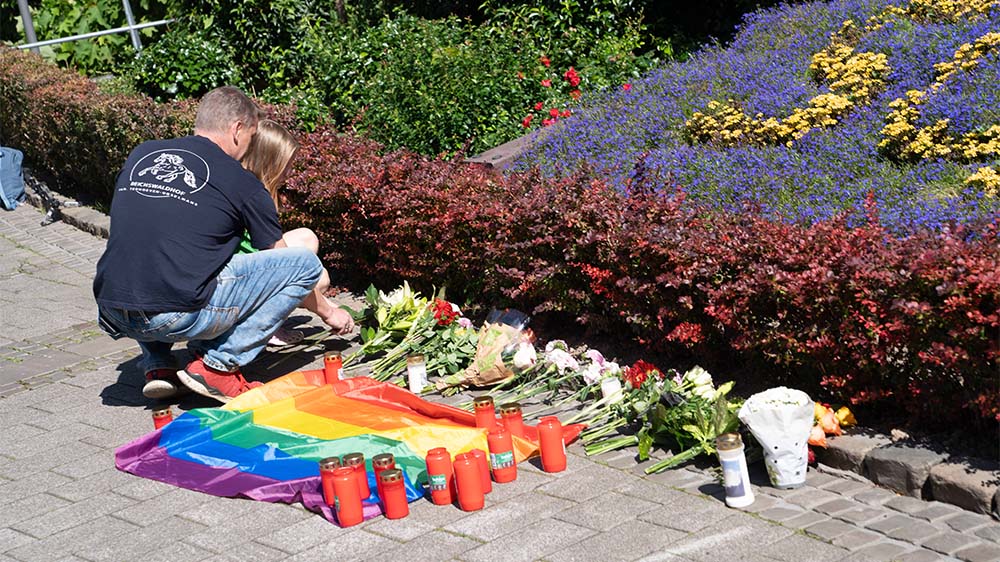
<box><xmin>435</xmin><ymin>308</ymin><xmax>531</xmax><ymax>391</ymax></box>
<box><xmin>738</xmin><ymin>387</ymin><xmax>814</xmax><ymax>489</ymax></box>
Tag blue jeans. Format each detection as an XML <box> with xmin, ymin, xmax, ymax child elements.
<box><xmin>99</xmin><ymin>248</ymin><xmax>322</xmax><ymax>374</ymax></box>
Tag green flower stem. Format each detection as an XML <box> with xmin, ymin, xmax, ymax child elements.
<box><xmin>266</xmin><ymin>328</ymin><xmax>332</xmax><ymax>370</ymax></box>
<box><xmin>581</xmin><ymin>418</ymin><xmax>626</xmax><ymax>441</ymax></box>
<box><xmin>584</xmin><ymin>435</ymin><xmax>638</xmax><ymax>456</ymax></box>
<box><xmin>643</xmin><ymin>445</ymin><xmax>708</xmax><ymax>474</ymax></box>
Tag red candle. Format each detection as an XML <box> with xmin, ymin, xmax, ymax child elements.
<box><xmin>469</xmin><ymin>448</ymin><xmax>492</xmax><ymax>494</ymax></box>
<box><xmin>323</xmin><ymin>351</ymin><xmax>343</xmax><ymax>384</ymax></box>
<box><xmin>372</xmin><ymin>453</ymin><xmax>395</xmax><ymax>500</ymax></box>
<box><xmin>487</xmin><ymin>426</ymin><xmax>517</xmax><ymax>483</ymax></box>
<box><xmin>538</xmin><ymin>416</ymin><xmax>567</xmax><ymax>473</ymax></box>
<box><xmin>473</xmin><ymin>396</ymin><xmax>498</xmax><ymax>430</ymax></box>
<box><xmin>319</xmin><ymin>457</ymin><xmax>342</xmax><ymax>507</ymax></box>
<box><xmin>453</xmin><ymin>453</ymin><xmax>484</xmax><ymax>511</ymax></box>
<box><xmin>499</xmin><ymin>402</ymin><xmax>525</xmax><ymax>438</ymax></box>
<box><xmin>424</xmin><ymin>447</ymin><xmax>455</xmax><ymax>505</ymax></box>
<box><xmin>379</xmin><ymin>468</ymin><xmax>409</xmax><ymax>519</ymax></box>
<box><xmin>152</xmin><ymin>406</ymin><xmax>173</xmax><ymax>430</ymax></box>
<box><xmin>331</xmin><ymin>466</ymin><xmax>363</xmax><ymax>526</ymax></box>
<box><xmin>342</xmin><ymin>452</ymin><xmax>371</xmax><ymax>500</ymax></box>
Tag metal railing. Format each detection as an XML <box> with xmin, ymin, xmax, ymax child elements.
<box><xmin>14</xmin><ymin>0</ymin><xmax>173</xmax><ymax>54</ymax></box>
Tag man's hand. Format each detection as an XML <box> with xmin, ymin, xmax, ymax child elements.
<box><xmin>320</xmin><ymin>306</ymin><xmax>355</xmax><ymax>335</ymax></box>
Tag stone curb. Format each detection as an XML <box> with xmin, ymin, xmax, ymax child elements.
<box><xmin>818</xmin><ymin>431</ymin><xmax>999</xmax><ymax>520</ymax></box>
<box><xmin>19</xmin><ymin>170</ymin><xmax>1000</xmax><ymax>524</ymax></box>
<box><xmin>22</xmin><ymin>169</ymin><xmax>110</xmax><ymax>239</ymax></box>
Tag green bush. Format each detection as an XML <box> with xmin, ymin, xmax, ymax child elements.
<box><xmin>122</xmin><ymin>24</ymin><xmax>239</xmax><ymax>101</ymax></box>
<box><xmin>174</xmin><ymin>0</ymin><xmax>332</xmax><ymax>92</ymax></box>
<box><xmin>304</xmin><ymin>12</ymin><xmax>658</xmax><ymax>155</ymax></box>
<box><xmin>22</xmin><ymin>0</ymin><xmax>176</xmax><ymax>75</ymax></box>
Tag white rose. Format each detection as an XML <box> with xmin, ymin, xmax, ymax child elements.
<box><xmin>683</xmin><ymin>366</ymin><xmax>713</xmax><ymax>388</ymax></box>
<box><xmin>544</xmin><ymin>340</ymin><xmax>569</xmax><ymax>353</ymax></box>
<box><xmin>512</xmin><ymin>342</ymin><xmax>537</xmax><ymax>371</ymax></box>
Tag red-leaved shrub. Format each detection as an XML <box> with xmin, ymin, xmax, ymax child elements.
<box><xmin>0</xmin><ymin>47</ymin><xmax>195</xmax><ymax>203</ymax></box>
<box><xmin>284</xmin><ymin>124</ymin><xmax>999</xmax><ymax>430</ymax></box>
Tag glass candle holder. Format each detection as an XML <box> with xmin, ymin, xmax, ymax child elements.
<box><xmin>406</xmin><ymin>354</ymin><xmax>428</xmax><ymax>394</ymax></box>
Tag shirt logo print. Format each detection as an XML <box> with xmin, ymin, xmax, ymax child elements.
<box><xmin>137</xmin><ymin>153</ymin><xmax>198</xmax><ymax>188</ymax></box>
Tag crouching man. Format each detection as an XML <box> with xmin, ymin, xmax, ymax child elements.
<box><xmin>94</xmin><ymin>86</ymin><xmax>323</xmax><ymax>403</ymax></box>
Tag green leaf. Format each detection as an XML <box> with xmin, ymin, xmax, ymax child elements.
<box><xmin>637</xmin><ymin>426</ymin><xmax>653</xmax><ymax>461</ymax></box>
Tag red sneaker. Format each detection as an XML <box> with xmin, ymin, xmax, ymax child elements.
<box><xmin>177</xmin><ymin>359</ymin><xmax>262</xmax><ymax>404</ymax></box>
<box><xmin>142</xmin><ymin>369</ymin><xmax>188</xmax><ymax>400</ymax></box>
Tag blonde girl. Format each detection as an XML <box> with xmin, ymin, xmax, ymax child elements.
<box><xmin>240</xmin><ymin>120</ymin><xmax>354</xmax><ymax>339</ymax></box>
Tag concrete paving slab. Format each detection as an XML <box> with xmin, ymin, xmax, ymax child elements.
<box><xmin>547</xmin><ymin>519</ymin><xmax>685</xmax><ymax>562</ymax></box>
<box><xmin>4</xmin><ymin>514</ymin><xmax>139</xmax><ymax>562</ymax></box>
<box><xmin>283</xmin><ymin>529</ymin><xmax>401</xmax><ymax>562</ymax></box>
<box><xmin>637</xmin><ymin>492</ymin><xmax>734</xmax><ymax>533</ymax></box>
<box><xmin>553</xmin><ymin>491</ymin><xmax>660</xmax><ymax>531</ymax></box>
<box><xmin>443</xmin><ymin>492</ymin><xmax>576</xmax><ymax>541</ymax></box>
<box><xmin>760</xmin><ymin>533</ymin><xmax>854</xmax><ymax>562</ymax></box>
<box><xmin>378</xmin><ymin>529</ymin><xmax>481</xmax><ymax>562</ymax></box>
<box><xmin>74</xmin><ymin>515</ymin><xmax>208</xmax><ymax>562</ymax></box>
<box><xmin>254</xmin><ymin>514</ymin><xmax>352</xmax><ymax>554</ymax></box>
<box><xmin>460</xmin><ymin>517</ymin><xmax>595</xmax><ymax>562</ymax></box>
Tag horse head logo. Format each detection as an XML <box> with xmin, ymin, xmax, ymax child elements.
<box><xmin>136</xmin><ymin>153</ymin><xmax>198</xmax><ymax>189</ymax></box>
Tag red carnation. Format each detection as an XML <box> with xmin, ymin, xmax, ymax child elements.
<box><xmin>534</xmin><ymin>102</ymin><xmax>544</xmax><ymax>111</ymax></box>
<box><xmin>431</xmin><ymin>299</ymin><xmax>458</xmax><ymax>326</ymax></box>
<box><xmin>541</xmin><ymin>79</ymin><xmax>552</xmax><ymax>88</ymax></box>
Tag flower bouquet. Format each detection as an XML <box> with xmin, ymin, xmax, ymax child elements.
<box><xmin>738</xmin><ymin>387</ymin><xmax>814</xmax><ymax>488</ymax></box>
<box><xmin>434</xmin><ymin>309</ymin><xmax>531</xmax><ymax>392</ymax></box>
<box><xmin>580</xmin><ymin>364</ymin><xmax>741</xmax><ymax>474</ymax></box>
<box><xmin>344</xmin><ymin>282</ymin><xmax>477</xmax><ymax>384</ymax></box>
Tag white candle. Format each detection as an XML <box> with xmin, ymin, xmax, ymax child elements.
<box><xmin>406</xmin><ymin>355</ymin><xmax>428</xmax><ymax>394</ymax></box>
<box><xmin>600</xmin><ymin>377</ymin><xmax>623</xmax><ymax>402</ymax></box>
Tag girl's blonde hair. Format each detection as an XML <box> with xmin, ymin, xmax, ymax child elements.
<box><xmin>241</xmin><ymin>119</ymin><xmax>299</xmax><ymax>209</ymax></box>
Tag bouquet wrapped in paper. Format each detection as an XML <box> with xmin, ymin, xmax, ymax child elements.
<box><xmin>738</xmin><ymin>387</ymin><xmax>814</xmax><ymax>489</ymax></box>
<box><xmin>436</xmin><ymin>309</ymin><xmax>530</xmax><ymax>390</ymax></box>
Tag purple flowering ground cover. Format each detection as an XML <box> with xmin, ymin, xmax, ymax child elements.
<box><xmin>513</xmin><ymin>0</ymin><xmax>1000</xmax><ymax>232</ymax></box>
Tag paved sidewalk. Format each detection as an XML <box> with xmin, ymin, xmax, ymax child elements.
<box><xmin>1</xmin><ymin>202</ymin><xmax>999</xmax><ymax>562</ymax></box>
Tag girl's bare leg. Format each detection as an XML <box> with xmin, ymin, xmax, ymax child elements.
<box><xmin>282</xmin><ymin>228</ymin><xmax>354</xmax><ymax>334</ymax></box>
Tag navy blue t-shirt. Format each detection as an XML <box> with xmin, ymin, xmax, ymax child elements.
<box><xmin>94</xmin><ymin>135</ymin><xmax>283</xmax><ymax>312</ymax></box>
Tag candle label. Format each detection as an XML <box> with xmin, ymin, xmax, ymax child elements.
<box><xmin>428</xmin><ymin>474</ymin><xmax>448</xmax><ymax>491</ymax></box>
<box><xmin>490</xmin><ymin>450</ymin><xmax>514</xmax><ymax>469</ymax></box>
<box><xmin>720</xmin><ymin>457</ymin><xmax>747</xmax><ymax>497</ymax></box>
<box><xmin>334</xmin><ymin>496</ymin><xmax>341</xmax><ymax>513</ymax></box>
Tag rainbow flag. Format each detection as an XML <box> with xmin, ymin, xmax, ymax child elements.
<box><xmin>115</xmin><ymin>370</ymin><xmax>583</xmax><ymax>525</ymax></box>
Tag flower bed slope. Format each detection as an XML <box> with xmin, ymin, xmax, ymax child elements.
<box><xmin>515</xmin><ymin>0</ymin><xmax>1000</xmax><ymax>232</ymax></box>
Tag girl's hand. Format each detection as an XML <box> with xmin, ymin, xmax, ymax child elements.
<box><xmin>321</xmin><ymin>307</ymin><xmax>355</xmax><ymax>335</ymax></box>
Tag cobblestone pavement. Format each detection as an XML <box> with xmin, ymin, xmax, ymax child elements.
<box><xmin>1</xmin><ymin>202</ymin><xmax>999</xmax><ymax>562</ymax></box>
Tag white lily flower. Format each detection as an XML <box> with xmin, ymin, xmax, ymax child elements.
<box><xmin>512</xmin><ymin>342</ymin><xmax>537</xmax><ymax>371</ymax></box>
<box><xmin>693</xmin><ymin>384</ymin><xmax>716</xmax><ymax>400</ymax></box>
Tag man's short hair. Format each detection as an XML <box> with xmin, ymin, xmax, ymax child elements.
<box><xmin>194</xmin><ymin>86</ymin><xmax>262</xmax><ymax>134</ymax></box>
